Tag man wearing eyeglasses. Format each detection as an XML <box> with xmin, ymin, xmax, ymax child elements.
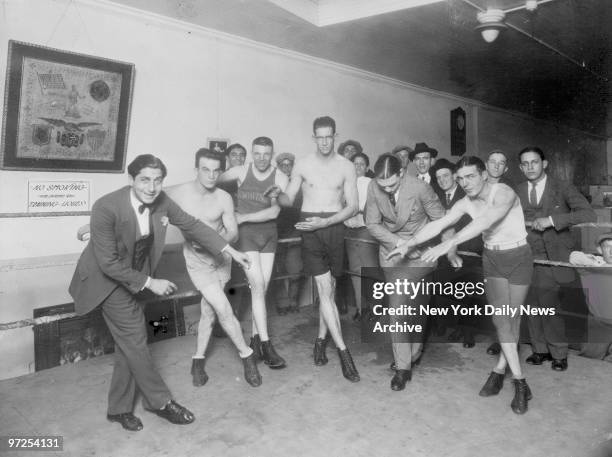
<box><xmin>267</xmin><ymin>116</ymin><xmax>361</xmax><ymax>383</ymax></box>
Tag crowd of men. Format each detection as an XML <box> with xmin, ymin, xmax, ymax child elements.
<box><xmin>70</xmin><ymin>115</ymin><xmax>597</xmax><ymax>432</ymax></box>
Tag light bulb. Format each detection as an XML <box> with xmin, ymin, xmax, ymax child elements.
<box><xmin>481</xmin><ymin>28</ymin><xmax>500</xmax><ymax>43</ymax></box>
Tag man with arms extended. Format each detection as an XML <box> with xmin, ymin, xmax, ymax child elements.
<box><xmin>388</xmin><ymin>156</ymin><xmax>534</xmax><ymax>414</ymax></box>
<box><xmin>518</xmin><ymin>146</ymin><xmax>596</xmax><ymax>371</ymax></box>
<box><xmin>219</xmin><ymin>137</ymin><xmax>289</xmax><ymax>370</ymax></box>
<box><xmin>269</xmin><ymin>116</ymin><xmax>360</xmax><ymax>382</ymax></box>
<box><xmin>166</xmin><ymin>148</ymin><xmax>261</xmax><ymax>388</ymax></box>
<box><xmin>69</xmin><ymin>154</ymin><xmax>250</xmax><ymax>431</ymax></box>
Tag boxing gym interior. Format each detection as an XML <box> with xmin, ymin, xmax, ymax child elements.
<box><xmin>1</xmin><ymin>0</ymin><xmax>611</xmax><ymax>456</ymax></box>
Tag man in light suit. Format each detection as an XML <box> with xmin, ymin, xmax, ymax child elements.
<box><xmin>365</xmin><ymin>153</ymin><xmax>449</xmax><ymax>391</ymax></box>
<box><xmin>69</xmin><ymin>154</ymin><xmax>251</xmax><ymax>431</ymax></box>
<box><xmin>517</xmin><ymin>146</ymin><xmax>596</xmax><ymax>371</ymax></box>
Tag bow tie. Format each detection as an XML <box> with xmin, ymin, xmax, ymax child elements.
<box><xmin>138</xmin><ymin>203</ymin><xmax>154</xmax><ymax>214</ymax></box>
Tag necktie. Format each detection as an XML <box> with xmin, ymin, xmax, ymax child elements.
<box><xmin>138</xmin><ymin>203</ymin><xmax>153</xmax><ymax>214</ymax></box>
<box><xmin>446</xmin><ymin>193</ymin><xmax>451</xmax><ymax>206</ymax></box>
<box><xmin>529</xmin><ymin>184</ymin><xmax>537</xmax><ymax>206</ymax></box>
<box><xmin>420</xmin><ymin>175</ymin><xmax>426</xmax><ymax>182</ymax></box>
<box><xmin>389</xmin><ymin>192</ymin><xmax>396</xmax><ymax>207</ymax></box>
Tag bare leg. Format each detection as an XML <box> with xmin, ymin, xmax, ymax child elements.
<box><xmin>197</xmin><ymin>282</ymin><xmax>252</xmax><ymax>358</ymax></box>
<box><xmin>315</xmin><ymin>272</ymin><xmax>346</xmax><ymax>350</ymax></box>
<box><xmin>244</xmin><ymin>251</ymin><xmax>269</xmax><ymax>341</ymax></box>
<box><xmin>486</xmin><ymin>277</ymin><xmax>529</xmax><ymax>378</ymax></box>
<box><xmin>350</xmin><ymin>274</ymin><xmax>362</xmax><ymax>314</ymax></box>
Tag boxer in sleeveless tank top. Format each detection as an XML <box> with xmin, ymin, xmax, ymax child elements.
<box><xmin>387</xmin><ymin>156</ymin><xmax>534</xmax><ymax>415</ymax></box>
<box><xmin>218</xmin><ymin>137</ymin><xmax>289</xmax><ymax>370</ymax></box>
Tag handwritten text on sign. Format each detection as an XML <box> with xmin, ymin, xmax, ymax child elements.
<box><xmin>28</xmin><ymin>181</ymin><xmax>90</xmax><ymax>212</ymax></box>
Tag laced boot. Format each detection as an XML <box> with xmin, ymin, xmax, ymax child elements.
<box><xmin>313</xmin><ymin>337</ymin><xmax>328</xmax><ymax>366</ymax></box>
<box><xmin>242</xmin><ymin>353</ymin><xmax>262</xmax><ymax>387</ymax></box>
<box><xmin>261</xmin><ymin>340</ymin><xmax>287</xmax><ymax>369</ymax></box>
<box><xmin>190</xmin><ymin>358</ymin><xmax>209</xmax><ymax>387</ymax></box>
<box><xmin>510</xmin><ymin>379</ymin><xmax>532</xmax><ymax>414</ymax></box>
<box><xmin>249</xmin><ymin>334</ymin><xmax>263</xmax><ymax>362</ymax></box>
<box><xmin>338</xmin><ymin>348</ymin><xmax>360</xmax><ymax>383</ymax></box>
<box><xmin>479</xmin><ymin>371</ymin><xmax>504</xmax><ymax>397</ymax></box>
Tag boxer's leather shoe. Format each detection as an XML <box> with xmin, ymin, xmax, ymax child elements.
<box><xmin>242</xmin><ymin>353</ymin><xmax>262</xmax><ymax>387</ymax></box>
<box><xmin>314</xmin><ymin>337</ymin><xmax>328</xmax><ymax>366</ymax></box>
<box><xmin>479</xmin><ymin>371</ymin><xmax>504</xmax><ymax>397</ymax></box>
<box><xmin>338</xmin><ymin>349</ymin><xmax>360</xmax><ymax>383</ymax></box>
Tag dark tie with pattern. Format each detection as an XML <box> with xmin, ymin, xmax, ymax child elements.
<box><xmin>446</xmin><ymin>192</ymin><xmax>451</xmax><ymax>206</ymax></box>
<box><xmin>389</xmin><ymin>192</ymin><xmax>396</xmax><ymax>208</ymax></box>
<box><xmin>529</xmin><ymin>184</ymin><xmax>537</xmax><ymax>206</ymax></box>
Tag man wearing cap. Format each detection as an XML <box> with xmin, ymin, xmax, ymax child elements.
<box><xmin>391</xmin><ymin>145</ymin><xmax>413</xmax><ymax>173</ymax></box>
<box><xmin>410</xmin><ymin>142</ymin><xmax>441</xmax><ymax>194</ymax></box>
<box><xmin>339</xmin><ymin>139</ymin><xmax>374</xmax><ymax>178</ymax></box>
<box><xmin>518</xmin><ymin>146</ymin><xmax>596</xmax><ymax>372</ymax></box>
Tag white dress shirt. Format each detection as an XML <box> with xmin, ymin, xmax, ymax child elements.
<box><xmin>130</xmin><ymin>191</ymin><xmax>151</xmax><ymax>237</ymax></box>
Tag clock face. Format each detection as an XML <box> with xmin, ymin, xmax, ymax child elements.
<box><xmin>456</xmin><ymin>114</ymin><xmax>465</xmax><ymax>131</ymax></box>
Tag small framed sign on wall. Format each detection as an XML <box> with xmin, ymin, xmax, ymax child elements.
<box><xmin>450</xmin><ymin>107</ymin><xmax>466</xmax><ymax>156</ymax></box>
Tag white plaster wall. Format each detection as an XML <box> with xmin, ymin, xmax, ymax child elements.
<box><xmin>0</xmin><ymin>0</ymin><xmax>606</xmax><ymax>379</ymax></box>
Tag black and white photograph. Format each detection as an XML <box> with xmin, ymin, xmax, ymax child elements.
<box><xmin>0</xmin><ymin>1</ymin><xmax>611</xmax><ymax>456</ymax></box>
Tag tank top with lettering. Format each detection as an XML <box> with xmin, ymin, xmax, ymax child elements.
<box><xmin>464</xmin><ymin>183</ymin><xmax>527</xmax><ymax>246</ymax></box>
<box><xmin>236</xmin><ymin>164</ymin><xmax>276</xmax><ymax>216</ymax></box>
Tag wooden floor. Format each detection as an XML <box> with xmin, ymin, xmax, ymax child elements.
<box><xmin>1</xmin><ymin>306</ymin><xmax>611</xmax><ymax>457</ymax></box>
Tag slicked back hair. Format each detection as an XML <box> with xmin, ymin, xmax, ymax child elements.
<box><xmin>313</xmin><ymin>116</ymin><xmax>336</xmax><ymax>134</ymax></box>
<box><xmin>127</xmin><ymin>154</ymin><xmax>167</xmax><ymax>179</ymax></box>
<box><xmin>195</xmin><ymin>148</ymin><xmax>225</xmax><ymax>169</ymax></box>
<box><xmin>373</xmin><ymin>153</ymin><xmax>402</xmax><ymax>179</ymax></box>
<box><xmin>455</xmin><ymin>156</ymin><xmax>486</xmax><ymax>173</ymax></box>
<box><xmin>518</xmin><ymin>146</ymin><xmax>545</xmax><ymax>162</ymax></box>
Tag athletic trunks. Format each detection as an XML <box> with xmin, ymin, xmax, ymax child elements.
<box><xmin>482</xmin><ymin>243</ymin><xmax>533</xmax><ymax>286</ymax></box>
<box><xmin>183</xmin><ymin>242</ymin><xmax>232</xmax><ymax>290</ymax></box>
<box><xmin>237</xmin><ymin>221</ymin><xmax>278</xmax><ymax>253</ymax></box>
<box><xmin>300</xmin><ymin>212</ymin><xmax>345</xmax><ymax>277</ymax></box>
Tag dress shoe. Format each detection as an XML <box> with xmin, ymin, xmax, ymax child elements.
<box><xmin>389</xmin><ymin>361</ymin><xmax>396</xmax><ymax>371</ymax></box>
<box><xmin>463</xmin><ymin>332</ymin><xmax>475</xmax><ymax>348</ymax></box>
<box><xmin>107</xmin><ymin>412</ymin><xmax>143</xmax><ymax>431</ymax></box>
<box><xmin>510</xmin><ymin>379</ymin><xmax>532</xmax><ymax>414</ymax></box>
<box><xmin>313</xmin><ymin>337</ymin><xmax>328</xmax><ymax>366</ymax></box>
<box><xmin>551</xmin><ymin>358</ymin><xmax>568</xmax><ymax>371</ymax></box>
<box><xmin>190</xmin><ymin>358</ymin><xmax>209</xmax><ymax>387</ymax></box>
<box><xmin>338</xmin><ymin>348</ymin><xmax>360</xmax><ymax>382</ymax></box>
<box><xmin>249</xmin><ymin>334</ymin><xmax>263</xmax><ymax>362</ymax></box>
<box><xmin>525</xmin><ymin>352</ymin><xmax>553</xmax><ymax>365</ymax></box>
<box><xmin>242</xmin><ymin>353</ymin><xmax>262</xmax><ymax>387</ymax></box>
<box><xmin>261</xmin><ymin>340</ymin><xmax>286</xmax><ymax>369</ymax></box>
<box><xmin>390</xmin><ymin>369</ymin><xmax>412</xmax><ymax>391</ymax></box>
<box><xmin>147</xmin><ymin>400</ymin><xmax>194</xmax><ymax>425</ymax></box>
<box><xmin>479</xmin><ymin>371</ymin><xmax>504</xmax><ymax>397</ymax></box>
<box><xmin>486</xmin><ymin>342</ymin><xmax>501</xmax><ymax>355</ymax></box>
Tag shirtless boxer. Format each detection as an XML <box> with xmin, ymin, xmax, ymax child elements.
<box><xmin>167</xmin><ymin>148</ymin><xmax>261</xmax><ymax>387</ymax></box>
<box><xmin>269</xmin><ymin>116</ymin><xmax>360</xmax><ymax>382</ymax></box>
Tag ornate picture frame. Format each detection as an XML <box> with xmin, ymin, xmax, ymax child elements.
<box><xmin>1</xmin><ymin>40</ymin><xmax>135</xmax><ymax>172</ymax></box>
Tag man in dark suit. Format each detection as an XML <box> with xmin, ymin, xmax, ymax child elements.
<box><xmin>431</xmin><ymin>158</ymin><xmax>484</xmax><ymax>347</ymax></box>
<box><xmin>69</xmin><ymin>154</ymin><xmax>251</xmax><ymax>431</ymax></box>
<box><xmin>517</xmin><ymin>146</ymin><xmax>596</xmax><ymax>371</ymax></box>
<box><xmin>365</xmin><ymin>153</ymin><xmax>448</xmax><ymax>391</ymax></box>
<box><xmin>409</xmin><ymin>142</ymin><xmax>441</xmax><ymax>194</ymax></box>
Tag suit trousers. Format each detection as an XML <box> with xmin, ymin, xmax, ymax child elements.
<box><xmin>382</xmin><ymin>255</ymin><xmax>435</xmax><ymax>370</ymax></box>
<box><xmin>527</xmin><ymin>263</ymin><xmax>568</xmax><ymax>359</ymax></box>
<box><xmin>101</xmin><ymin>286</ymin><xmax>172</xmax><ymax>415</ymax></box>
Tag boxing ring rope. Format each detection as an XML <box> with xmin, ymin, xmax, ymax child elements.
<box><xmin>2</xmin><ymin>234</ymin><xmax>608</xmax><ymax>331</ymax></box>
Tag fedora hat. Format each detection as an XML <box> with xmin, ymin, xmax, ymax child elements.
<box><xmin>409</xmin><ymin>142</ymin><xmax>438</xmax><ymax>161</ymax></box>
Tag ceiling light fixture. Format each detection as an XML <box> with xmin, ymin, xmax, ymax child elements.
<box><xmin>475</xmin><ymin>9</ymin><xmax>506</xmax><ymax>43</ymax></box>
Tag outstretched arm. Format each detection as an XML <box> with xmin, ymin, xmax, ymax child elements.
<box><xmin>218</xmin><ymin>165</ymin><xmax>244</xmax><ymax>184</ymax></box>
<box><xmin>421</xmin><ymin>186</ymin><xmax>517</xmax><ymax>262</ymax></box>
